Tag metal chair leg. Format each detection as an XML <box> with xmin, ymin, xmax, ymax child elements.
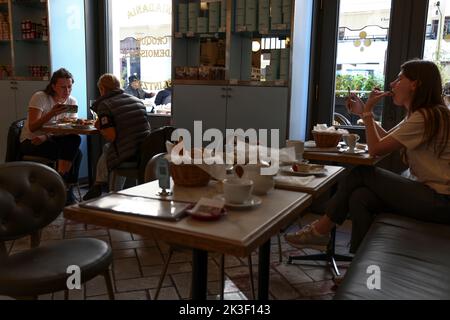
<box><xmin>154</xmin><ymin>247</ymin><xmax>174</xmax><ymax>300</ymax></box>
<box><xmin>277</xmin><ymin>233</ymin><xmax>283</xmax><ymax>263</ymax></box>
<box><xmin>247</xmin><ymin>255</ymin><xmax>255</xmax><ymax>299</ymax></box>
<box><xmin>220</xmin><ymin>254</ymin><xmax>225</xmax><ymax>300</ymax></box>
<box><xmin>103</xmin><ymin>269</ymin><xmax>115</xmax><ymax>300</ymax></box>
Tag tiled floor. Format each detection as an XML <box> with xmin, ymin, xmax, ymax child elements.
<box><xmin>0</xmin><ymin>208</ymin><xmax>353</xmax><ymax>300</ymax></box>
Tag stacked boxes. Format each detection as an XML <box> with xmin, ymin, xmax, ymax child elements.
<box><xmin>197</xmin><ymin>17</ymin><xmax>208</xmax><ymax>33</ymax></box>
<box><xmin>188</xmin><ymin>2</ymin><xmax>200</xmax><ymax>33</ymax></box>
<box><xmin>178</xmin><ymin>3</ymin><xmax>188</xmax><ymax>33</ymax></box>
<box><xmin>282</xmin><ymin>0</ymin><xmax>292</xmax><ymax>29</ymax></box>
<box><xmin>266</xmin><ymin>49</ymin><xmax>280</xmax><ymax>80</ymax></box>
<box><xmin>245</xmin><ymin>0</ymin><xmax>257</xmax><ymax>32</ymax></box>
<box><xmin>220</xmin><ymin>0</ymin><xmax>226</xmax><ymax>31</ymax></box>
<box><xmin>271</xmin><ymin>0</ymin><xmax>283</xmax><ymax>29</ymax></box>
<box><xmin>209</xmin><ymin>1</ymin><xmax>220</xmax><ymax>33</ymax></box>
<box><xmin>235</xmin><ymin>0</ymin><xmax>246</xmax><ymax>31</ymax></box>
<box><xmin>279</xmin><ymin>48</ymin><xmax>290</xmax><ymax>80</ymax></box>
<box><xmin>258</xmin><ymin>0</ymin><xmax>270</xmax><ymax>33</ymax></box>
<box><xmin>0</xmin><ymin>12</ymin><xmax>9</xmax><ymax>40</ymax></box>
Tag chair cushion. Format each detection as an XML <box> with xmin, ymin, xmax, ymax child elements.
<box><xmin>335</xmin><ymin>214</ymin><xmax>450</xmax><ymax>300</ymax></box>
<box><xmin>0</xmin><ymin>238</ymin><xmax>112</xmax><ymax>296</ymax></box>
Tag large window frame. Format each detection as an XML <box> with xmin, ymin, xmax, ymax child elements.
<box><xmin>307</xmin><ymin>0</ymin><xmax>430</xmax><ymax>138</ymax></box>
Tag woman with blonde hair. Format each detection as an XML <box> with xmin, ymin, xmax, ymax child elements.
<box><xmin>286</xmin><ymin>59</ymin><xmax>450</xmax><ymax>253</ymax></box>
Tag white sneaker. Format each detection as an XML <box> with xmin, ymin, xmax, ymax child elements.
<box><xmin>284</xmin><ymin>223</ymin><xmax>330</xmax><ymax>250</ymax></box>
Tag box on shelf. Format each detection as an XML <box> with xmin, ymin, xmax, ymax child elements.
<box><xmin>279</xmin><ymin>48</ymin><xmax>290</xmax><ymax>80</ymax></box>
<box><xmin>178</xmin><ymin>3</ymin><xmax>188</xmax><ymax>33</ymax></box>
<box><xmin>208</xmin><ymin>1</ymin><xmax>220</xmax><ymax>33</ymax></box>
<box><xmin>245</xmin><ymin>0</ymin><xmax>257</xmax><ymax>32</ymax></box>
<box><xmin>197</xmin><ymin>16</ymin><xmax>208</xmax><ymax>33</ymax></box>
<box><xmin>235</xmin><ymin>0</ymin><xmax>245</xmax><ymax>31</ymax></box>
<box><xmin>271</xmin><ymin>0</ymin><xmax>283</xmax><ymax>27</ymax></box>
<box><xmin>220</xmin><ymin>0</ymin><xmax>226</xmax><ymax>30</ymax></box>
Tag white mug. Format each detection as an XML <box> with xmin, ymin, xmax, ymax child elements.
<box><xmin>343</xmin><ymin>134</ymin><xmax>360</xmax><ymax>151</ymax></box>
<box><xmin>223</xmin><ymin>178</ymin><xmax>253</xmax><ymax>204</ymax></box>
<box><xmin>286</xmin><ymin>140</ymin><xmax>304</xmax><ymax>161</ymax></box>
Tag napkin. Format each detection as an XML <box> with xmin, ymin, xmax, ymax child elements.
<box><xmin>274</xmin><ymin>175</ymin><xmax>315</xmax><ymax>188</ymax></box>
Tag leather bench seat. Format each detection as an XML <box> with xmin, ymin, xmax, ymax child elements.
<box><xmin>335</xmin><ymin>214</ymin><xmax>450</xmax><ymax>299</ymax></box>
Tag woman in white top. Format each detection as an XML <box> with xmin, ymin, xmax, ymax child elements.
<box><xmin>20</xmin><ymin>68</ymin><xmax>82</xmax><ymax>186</ymax></box>
<box><xmin>285</xmin><ymin>59</ymin><xmax>450</xmax><ymax>253</ymax></box>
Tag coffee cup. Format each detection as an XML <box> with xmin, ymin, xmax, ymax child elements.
<box><xmin>223</xmin><ymin>178</ymin><xmax>253</xmax><ymax>204</ymax></box>
<box><xmin>343</xmin><ymin>134</ymin><xmax>360</xmax><ymax>151</ymax></box>
<box><xmin>286</xmin><ymin>140</ymin><xmax>304</xmax><ymax>161</ymax></box>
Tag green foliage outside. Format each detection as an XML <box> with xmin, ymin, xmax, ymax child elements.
<box><xmin>335</xmin><ymin>74</ymin><xmax>384</xmax><ymax>98</ymax></box>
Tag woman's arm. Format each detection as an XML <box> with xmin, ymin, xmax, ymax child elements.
<box><xmin>362</xmin><ymin>89</ymin><xmax>403</xmax><ymax>156</ymax></box>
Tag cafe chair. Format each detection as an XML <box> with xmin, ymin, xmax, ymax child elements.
<box><xmin>0</xmin><ymin>162</ymin><xmax>114</xmax><ymax>300</ymax></box>
<box><xmin>109</xmin><ymin>126</ymin><xmax>175</xmax><ymax>192</ymax></box>
<box><xmin>145</xmin><ymin>154</ymin><xmax>255</xmax><ymax>300</ymax></box>
<box><xmin>5</xmin><ymin>118</ymin><xmax>82</xmax><ymax>202</ymax></box>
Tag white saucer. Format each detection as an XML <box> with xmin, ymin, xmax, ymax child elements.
<box><xmin>280</xmin><ymin>165</ymin><xmax>327</xmax><ymax>176</ymax></box>
<box><xmin>339</xmin><ymin>148</ymin><xmax>366</xmax><ymax>154</ymax></box>
<box><xmin>215</xmin><ymin>195</ymin><xmax>262</xmax><ymax>209</ymax></box>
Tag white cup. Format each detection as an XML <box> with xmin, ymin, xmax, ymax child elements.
<box><xmin>223</xmin><ymin>178</ymin><xmax>253</xmax><ymax>204</ymax></box>
<box><xmin>286</xmin><ymin>140</ymin><xmax>304</xmax><ymax>160</ymax></box>
<box><xmin>343</xmin><ymin>134</ymin><xmax>360</xmax><ymax>151</ymax></box>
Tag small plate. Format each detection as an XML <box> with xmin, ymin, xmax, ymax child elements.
<box><xmin>215</xmin><ymin>195</ymin><xmax>262</xmax><ymax>209</ymax></box>
<box><xmin>339</xmin><ymin>148</ymin><xmax>366</xmax><ymax>154</ymax></box>
<box><xmin>280</xmin><ymin>165</ymin><xmax>327</xmax><ymax>176</ymax></box>
<box><xmin>186</xmin><ymin>207</ymin><xmax>227</xmax><ymax>221</ymax></box>
<box><xmin>71</xmin><ymin>124</ymin><xmax>94</xmax><ymax>129</ymax></box>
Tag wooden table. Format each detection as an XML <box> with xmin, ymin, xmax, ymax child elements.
<box><xmin>275</xmin><ymin>165</ymin><xmax>346</xmax><ymax>199</ymax></box>
<box><xmin>303</xmin><ymin>148</ymin><xmax>386</xmax><ymax>166</ymax></box>
<box><xmin>42</xmin><ymin>124</ymin><xmax>99</xmax><ymax>135</ymax></box>
<box><xmin>64</xmin><ymin>180</ymin><xmax>312</xmax><ymax>300</ymax></box>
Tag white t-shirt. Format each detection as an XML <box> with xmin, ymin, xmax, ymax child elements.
<box><xmin>391</xmin><ymin>110</ymin><xmax>450</xmax><ymax>195</ymax></box>
<box><xmin>20</xmin><ymin>91</ymin><xmax>78</xmax><ymax>142</ymax></box>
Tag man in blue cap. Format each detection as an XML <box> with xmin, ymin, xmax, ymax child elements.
<box><xmin>124</xmin><ymin>74</ymin><xmax>155</xmax><ymax>100</ymax></box>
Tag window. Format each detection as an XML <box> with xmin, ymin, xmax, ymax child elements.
<box><xmin>334</xmin><ymin>0</ymin><xmax>392</xmax><ymax>126</ymax></box>
<box><xmin>109</xmin><ymin>0</ymin><xmax>172</xmax><ymax>105</ymax></box>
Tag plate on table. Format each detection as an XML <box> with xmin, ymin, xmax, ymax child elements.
<box><xmin>280</xmin><ymin>164</ymin><xmax>327</xmax><ymax>176</ymax></box>
<box><xmin>339</xmin><ymin>147</ymin><xmax>367</xmax><ymax>154</ymax></box>
<box><xmin>71</xmin><ymin>124</ymin><xmax>94</xmax><ymax>129</ymax></box>
<box><xmin>186</xmin><ymin>207</ymin><xmax>227</xmax><ymax>221</ymax></box>
<box><xmin>214</xmin><ymin>195</ymin><xmax>262</xmax><ymax>209</ymax></box>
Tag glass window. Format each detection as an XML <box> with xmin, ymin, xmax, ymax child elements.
<box><xmin>423</xmin><ymin>0</ymin><xmax>450</xmax><ymax>89</ymax></box>
<box><xmin>110</xmin><ymin>0</ymin><xmax>172</xmax><ymax>108</ymax></box>
<box><xmin>333</xmin><ymin>0</ymin><xmax>392</xmax><ymax>126</ymax></box>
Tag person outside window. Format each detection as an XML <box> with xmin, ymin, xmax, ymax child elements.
<box><xmin>124</xmin><ymin>74</ymin><xmax>155</xmax><ymax>100</ymax></box>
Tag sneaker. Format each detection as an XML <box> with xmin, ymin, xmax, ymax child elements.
<box><xmin>284</xmin><ymin>224</ymin><xmax>330</xmax><ymax>250</ymax></box>
<box><xmin>82</xmin><ymin>184</ymin><xmax>106</xmax><ymax>201</ymax></box>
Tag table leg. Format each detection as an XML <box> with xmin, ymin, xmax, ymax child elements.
<box><xmin>258</xmin><ymin>239</ymin><xmax>271</xmax><ymax>300</ymax></box>
<box><xmin>191</xmin><ymin>249</ymin><xmax>208</xmax><ymax>300</ymax></box>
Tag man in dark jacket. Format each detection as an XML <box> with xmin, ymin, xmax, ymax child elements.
<box><xmin>83</xmin><ymin>73</ymin><xmax>151</xmax><ymax>200</ymax></box>
<box><xmin>124</xmin><ymin>74</ymin><xmax>155</xmax><ymax>100</ymax></box>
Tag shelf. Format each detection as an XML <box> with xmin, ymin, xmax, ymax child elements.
<box><xmin>15</xmin><ymin>38</ymin><xmax>48</xmax><ymax>43</ymax></box>
<box><xmin>173</xmin><ymin>79</ymin><xmax>288</xmax><ymax>87</ymax></box>
<box><xmin>174</xmin><ymin>32</ymin><xmax>225</xmax><ymax>39</ymax></box>
<box><xmin>12</xmin><ymin>0</ymin><xmax>46</xmax><ymax>8</ymax></box>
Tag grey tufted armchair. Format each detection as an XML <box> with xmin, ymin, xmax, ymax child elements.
<box><xmin>0</xmin><ymin>162</ymin><xmax>114</xmax><ymax>300</ymax></box>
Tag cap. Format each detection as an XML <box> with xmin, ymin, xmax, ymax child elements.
<box><xmin>129</xmin><ymin>75</ymin><xmax>139</xmax><ymax>83</ymax></box>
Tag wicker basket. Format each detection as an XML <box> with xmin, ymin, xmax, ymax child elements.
<box><xmin>170</xmin><ymin>163</ymin><xmax>211</xmax><ymax>187</ymax></box>
<box><xmin>312</xmin><ymin>131</ymin><xmax>342</xmax><ymax>148</ymax></box>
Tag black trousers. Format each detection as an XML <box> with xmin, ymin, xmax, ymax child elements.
<box><xmin>326</xmin><ymin>166</ymin><xmax>450</xmax><ymax>253</ymax></box>
<box><xmin>20</xmin><ymin>134</ymin><xmax>82</xmax><ymax>183</ymax></box>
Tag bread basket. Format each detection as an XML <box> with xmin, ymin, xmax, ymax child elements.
<box><xmin>170</xmin><ymin>163</ymin><xmax>211</xmax><ymax>187</ymax></box>
<box><xmin>312</xmin><ymin>131</ymin><xmax>342</xmax><ymax>148</ymax></box>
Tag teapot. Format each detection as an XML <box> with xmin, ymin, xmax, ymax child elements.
<box><xmin>234</xmin><ymin>163</ymin><xmax>276</xmax><ymax>196</ymax></box>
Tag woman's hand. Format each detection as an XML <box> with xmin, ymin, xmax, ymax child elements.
<box><xmin>31</xmin><ymin>135</ymin><xmax>48</xmax><ymax>146</ymax></box>
<box><xmin>364</xmin><ymin>88</ymin><xmax>392</xmax><ymax>113</ymax></box>
<box><xmin>346</xmin><ymin>93</ymin><xmax>365</xmax><ymax>116</ymax></box>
